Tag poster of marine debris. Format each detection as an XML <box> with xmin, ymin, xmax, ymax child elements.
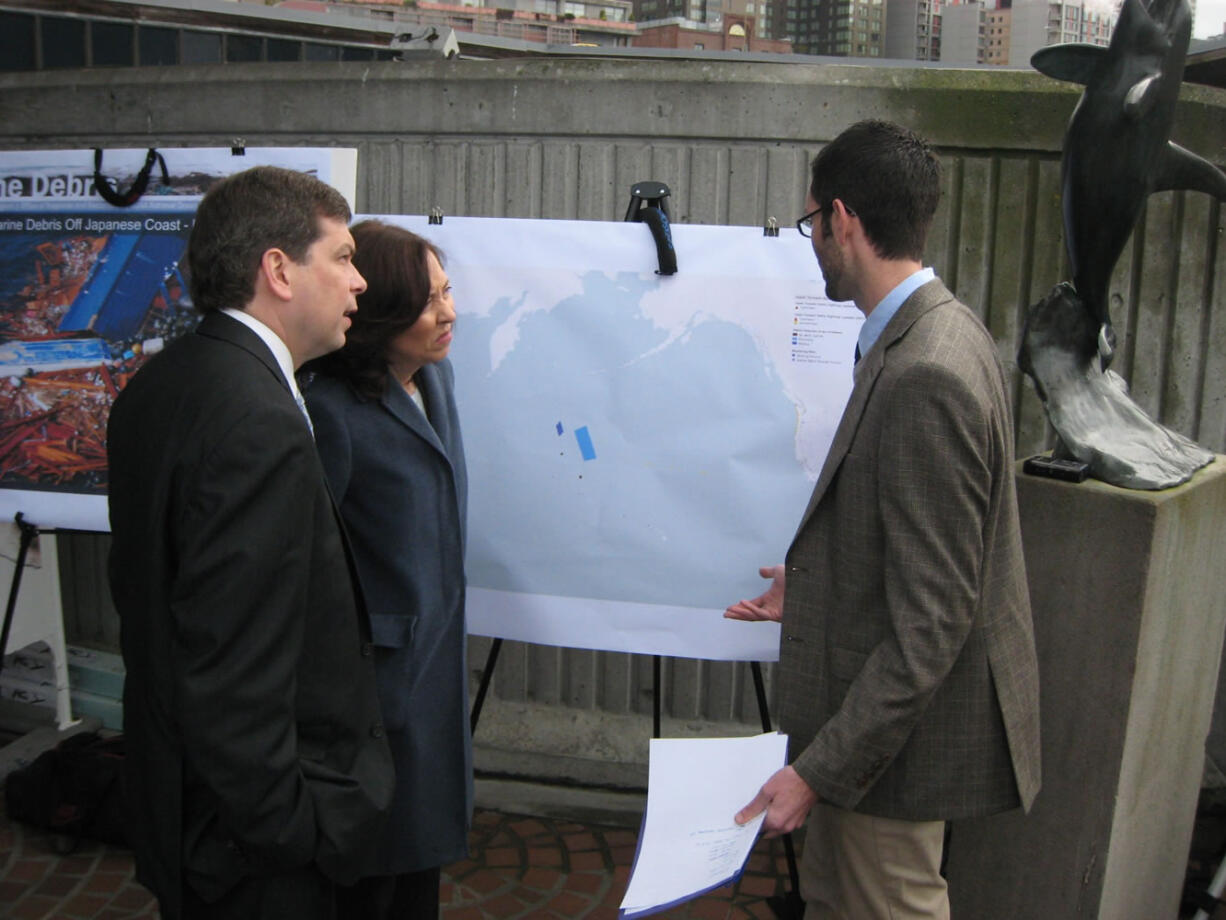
<box><xmin>0</xmin><ymin>148</ymin><xmax>357</xmax><ymax>531</ymax></box>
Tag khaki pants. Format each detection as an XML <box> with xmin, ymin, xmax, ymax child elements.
<box><xmin>800</xmin><ymin>802</ymin><xmax>950</xmax><ymax>920</ymax></box>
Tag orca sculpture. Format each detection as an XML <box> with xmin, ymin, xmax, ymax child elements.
<box><xmin>1020</xmin><ymin>0</ymin><xmax>1224</xmax><ymax>489</ymax></box>
<box><xmin>1031</xmin><ymin>0</ymin><xmax>1226</xmax><ymax>369</ymax></box>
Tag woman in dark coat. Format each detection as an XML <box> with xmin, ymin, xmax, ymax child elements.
<box><xmin>303</xmin><ymin>220</ymin><xmax>469</xmax><ymax>919</ymax></box>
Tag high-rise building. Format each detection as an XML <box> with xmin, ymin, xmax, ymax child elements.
<box><xmin>940</xmin><ymin>0</ymin><xmax>986</xmax><ymax>63</ymax></box>
<box><xmin>494</xmin><ymin>0</ymin><xmax>635</xmax><ymax>21</ymax></box>
<box><xmin>780</xmin><ymin>0</ymin><xmax>885</xmax><ymax>57</ymax></box>
<box><xmin>884</xmin><ymin>0</ymin><xmax>940</xmax><ymax>59</ymax></box>
<box><xmin>933</xmin><ymin>0</ymin><xmax>1115</xmax><ymax>66</ymax></box>
<box><xmin>633</xmin><ymin>10</ymin><xmax>792</xmax><ymax>48</ymax></box>
<box><xmin>634</xmin><ymin>0</ymin><xmax>700</xmax><ymax>22</ymax></box>
<box><xmin>1010</xmin><ymin>0</ymin><xmax>1114</xmax><ymax>64</ymax></box>
<box><xmin>632</xmin><ymin>0</ymin><xmax>782</xmax><ymax>32</ymax></box>
<box><xmin>983</xmin><ymin>2</ymin><xmax>1011</xmax><ymax>64</ymax></box>
<box><xmin>757</xmin><ymin>0</ymin><xmax>788</xmax><ymax>38</ymax></box>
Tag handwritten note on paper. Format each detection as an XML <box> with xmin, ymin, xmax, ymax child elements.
<box><xmin>619</xmin><ymin>732</ymin><xmax>789</xmax><ymax>918</ymax></box>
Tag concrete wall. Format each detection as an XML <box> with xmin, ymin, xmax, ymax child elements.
<box><xmin>3</xmin><ymin>58</ymin><xmax>1224</xmax><ymax>785</ymax></box>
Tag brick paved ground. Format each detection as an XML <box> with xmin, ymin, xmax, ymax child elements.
<box><xmin>1</xmin><ymin>793</ymin><xmax>799</xmax><ymax>919</ymax></box>
<box><xmin>11</xmin><ymin>778</ymin><xmax>1226</xmax><ymax>918</ymax></box>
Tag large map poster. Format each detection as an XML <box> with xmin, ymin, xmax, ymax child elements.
<box><xmin>0</xmin><ymin>180</ymin><xmax>860</xmax><ymax>661</ymax></box>
<box><xmin>383</xmin><ymin>216</ymin><xmax>861</xmax><ymax>661</ymax></box>
<box><xmin>0</xmin><ymin>148</ymin><xmax>356</xmax><ymax>530</ymax></box>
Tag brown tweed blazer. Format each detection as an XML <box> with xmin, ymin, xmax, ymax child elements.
<box><xmin>777</xmin><ymin>278</ymin><xmax>1041</xmax><ymax>821</ymax></box>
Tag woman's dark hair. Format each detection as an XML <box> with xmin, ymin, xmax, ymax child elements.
<box><xmin>305</xmin><ymin>220</ymin><xmax>444</xmax><ymax>399</ymax></box>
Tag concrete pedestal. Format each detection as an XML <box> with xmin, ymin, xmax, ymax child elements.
<box><xmin>946</xmin><ymin>459</ymin><xmax>1226</xmax><ymax>920</ymax></box>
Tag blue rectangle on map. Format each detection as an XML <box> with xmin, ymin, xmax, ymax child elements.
<box><xmin>574</xmin><ymin>426</ymin><xmax>596</xmax><ymax>461</ymax></box>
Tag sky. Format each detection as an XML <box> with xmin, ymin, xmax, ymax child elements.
<box><xmin>1082</xmin><ymin>0</ymin><xmax>1224</xmax><ymax>38</ymax></box>
<box><xmin>1194</xmin><ymin>0</ymin><xmax>1226</xmax><ymax>38</ymax></box>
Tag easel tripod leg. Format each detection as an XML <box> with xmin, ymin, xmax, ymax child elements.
<box><xmin>749</xmin><ymin>661</ymin><xmax>805</xmax><ymax>919</ymax></box>
<box><xmin>469</xmin><ymin>637</ymin><xmax>503</xmax><ymax>735</ymax></box>
<box><xmin>0</xmin><ymin>513</ymin><xmax>39</xmax><ymax>678</ymax></box>
<box><xmin>652</xmin><ymin>655</ymin><xmax>662</xmax><ymax>739</ymax></box>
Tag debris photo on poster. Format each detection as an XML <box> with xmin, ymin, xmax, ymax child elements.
<box><xmin>0</xmin><ymin>147</ymin><xmax>357</xmax><ymax>531</ymax></box>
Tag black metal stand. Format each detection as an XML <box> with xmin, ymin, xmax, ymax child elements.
<box><xmin>466</xmin><ymin>186</ymin><xmax>799</xmax><ymax>912</ymax></box>
<box><xmin>751</xmin><ymin>660</ymin><xmax>805</xmax><ymax>920</ymax></box>
<box><xmin>624</xmin><ymin>180</ymin><xmax>677</xmax><ymax>276</ymax></box>
<box><xmin>652</xmin><ymin>655</ymin><xmax>662</xmax><ymax>738</ymax></box>
<box><xmin>1189</xmin><ymin>831</ymin><xmax>1226</xmax><ymax>920</ymax></box>
<box><xmin>468</xmin><ymin>640</ymin><xmax>804</xmax><ymax>917</ymax></box>
<box><xmin>0</xmin><ymin>513</ymin><xmax>40</xmax><ymax>680</ymax></box>
<box><xmin>469</xmin><ymin>637</ymin><xmax>502</xmax><ymax>734</ymax></box>
<box><xmin>623</xmin><ymin>180</ymin><xmax>672</xmax><ymax>224</ymax></box>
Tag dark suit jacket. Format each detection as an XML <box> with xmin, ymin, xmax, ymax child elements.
<box><xmin>107</xmin><ymin>312</ymin><xmax>395</xmax><ymax>918</ymax></box>
<box><xmin>305</xmin><ymin>360</ymin><xmax>472</xmax><ymax>874</ymax></box>
<box><xmin>777</xmin><ymin>279</ymin><xmax>1041</xmax><ymax>821</ymax></box>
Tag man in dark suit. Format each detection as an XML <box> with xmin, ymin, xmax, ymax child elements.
<box><xmin>726</xmin><ymin>121</ymin><xmax>1041</xmax><ymax>918</ymax></box>
<box><xmin>107</xmin><ymin>166</ymin><xmax>395</xmax><ymax>920</ymax></box>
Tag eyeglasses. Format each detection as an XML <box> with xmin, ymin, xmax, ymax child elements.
<box><xmin>796</xmin><ymin>203</ymin><xmax>857</xmax><ymax>238</ymax></box>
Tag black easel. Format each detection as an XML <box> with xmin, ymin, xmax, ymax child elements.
<box><xmin>622</xmin><ymin>181</ymin><xmax>677</xmax><ymax>741</ymax></box>
<box><xmin>469</xmin><ymin>636</ymin><xmax>502</xmax><ymax>734</ymax></box>
<box><xmin>0</xmin><ymin>513</ymin><xmax>41</xmax><ymax>680</ymax></box>
<box><xmin>467</xmin><ymin>641</ymin><xmax>801</xmax><ymax>917</ymax></box>
<box><xmin>752</xmin><ymin>657</ymin><xmax>805</xmax><ymax>919</ymax></box>
<box><xmin>624</xmin><ymin>180</ymin><xmax>677</xmax><ymax>277</ymax></box>
<box><xmin>468</xmin><ymin>186</ymin><xmax>805</xmax><ymax>919</ymax></box>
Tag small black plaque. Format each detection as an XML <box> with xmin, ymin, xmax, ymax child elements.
<box><xmin>1023</xmin><ymin>455</ymin><xmax>1090</xmax><ymax>483</ymax></box>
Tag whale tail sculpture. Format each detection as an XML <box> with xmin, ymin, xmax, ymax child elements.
<box><xmin>1020</xmin><ymin>0</ymin><xmax>1225</xmax><ymax>489</ymax></box>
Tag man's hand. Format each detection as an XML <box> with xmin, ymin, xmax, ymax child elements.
<box><xmin>734</xmin><ymin>765</ymin><xmax>816</xmax><ymax>838</ymax></box>
<box><xmin>724</xmin><ymin>565</ymin><xmax>786</xmax><ymax>622</ymax></box>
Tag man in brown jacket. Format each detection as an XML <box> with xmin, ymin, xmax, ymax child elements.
<box><xmin>726</xmin><ymin>121</ymin><xmax>1040</xmax><ymax>919</ymax></box>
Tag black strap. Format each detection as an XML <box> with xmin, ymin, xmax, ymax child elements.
<box><xmin>1184</xmin><ymin>886</ymin><xmax>1224</xmax><ymax>914</ymax></box>
<box><xmin>93</xmin><ymin>148</ymin><xmax>169</xmax><ymax>207</ymax></box>
<box><xmin>634</xmin><ymin>206</ymin><xmax>677</xmax><ymax>276</ymax></box>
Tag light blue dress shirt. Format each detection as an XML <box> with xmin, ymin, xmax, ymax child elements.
<box><xmin>856</xmin><ymin>267</ymin><xmax>935</xmax><ymax>360</ymax></box>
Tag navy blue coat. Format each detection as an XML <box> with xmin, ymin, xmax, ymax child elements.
<box><xmin>305</xmin><ymin>359</ymin><xmax>472</xmax><ymax>874</ymax></box>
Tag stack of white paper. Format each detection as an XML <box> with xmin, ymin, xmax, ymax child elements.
<box><xmin>619</xmin><ymin>731</ymin><xmax>789</xmax><ymax>918</ymax></box>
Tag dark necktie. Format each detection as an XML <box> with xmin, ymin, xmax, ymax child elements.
<box><xmin>854</xmin><ymin>343</ymin><xmax>862</xmax><ymax>364</ymax></box>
